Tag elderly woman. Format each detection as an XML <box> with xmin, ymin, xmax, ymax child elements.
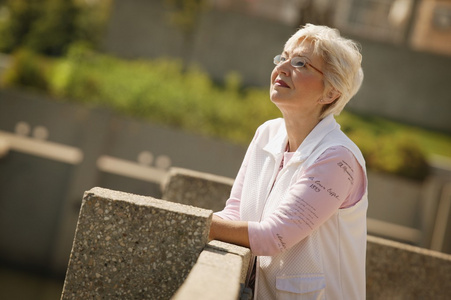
<box><xmin>209</xmin><ymin>24</ymin><xmax>367</xmax><ymax>299</ymax></box>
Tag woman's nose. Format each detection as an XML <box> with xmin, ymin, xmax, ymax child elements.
<box><xmin>275</xmin><ymin>60</ymin><xmax>291</xmax><ymax>76</ymax></box>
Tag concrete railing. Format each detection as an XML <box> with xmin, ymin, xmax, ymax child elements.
<box><xmin>61</xmin><ymin>168</ymin><xmax>451</xmax><ymax>299</ymax></box>
<box><xmin>60</xmin><ymin>187</ymin><xmax>213</xmax><ymax>299</ymax></box>
<box><xmin>61</xmin><ymin>187</ymin><xmax>250</xmax><ymax>300</ymax></box>
<box><xmin>366</xmin><ymin>235</ymin><xmax>451</xmax><ymax>299</ymax></box>
<box><xmin>173</xmin><ymin>240</ymin><xmax>251</xmax><ymax>300</ymax></box>
<box><xmin>161</xmin><ymin>167</ymin><xmax>235</xmax><ymax>212</ymax></box>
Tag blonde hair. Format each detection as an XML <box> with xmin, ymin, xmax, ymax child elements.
<box><xmin>284</xmin><ymin>24</ymin><xmax>364</xmax><ymax>119</ymax></box>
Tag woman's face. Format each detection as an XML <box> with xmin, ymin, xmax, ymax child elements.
<box><xmin>270</xmin><ymin>40</ymin><xmax>326</xmax><ymax>117</ymax></box>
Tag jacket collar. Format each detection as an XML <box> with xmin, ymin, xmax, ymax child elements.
<box><xmin>263</xmin><ymin>114</ymin><xmax>339</xmax><ymax>163</ymax></box>
<box><xmin>262</xmin><ymin>121</ymin><xmax>289</xmax><ymax>156</ymax></box>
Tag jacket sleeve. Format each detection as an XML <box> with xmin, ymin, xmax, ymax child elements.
<box><xmin>248</xmin><ymin>146</ymin><xmax>366</xmax><ymax>256</ymax></box>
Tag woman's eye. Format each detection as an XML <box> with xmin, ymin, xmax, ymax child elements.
<box><xmin>280</xmin><ymin>56</ymin><xmax>287</xmax><ymax>62</ymax></box>
<box><xmin>292</xmin><ymin>59</ymin><xmax>306</xmax><ymax>68</ymax></box>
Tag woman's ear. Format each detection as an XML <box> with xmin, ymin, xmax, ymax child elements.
<box><xmin>321</xmin><ymin>88</ymin><xmax>341</xmax><ymax>104</ymax></box>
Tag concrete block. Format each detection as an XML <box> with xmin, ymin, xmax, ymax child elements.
<box><xmin>61</xmin><ymin>187</ymin><xmax>212</xmax><ymax>300</ymax></box>
<box><xmin>366</xmin><ymin>235</ymin><xmax>451</xmax><ymax>299</ymax></box>
<box><xmin>207</xmin><ymin>240</ymin><xmax>252</xmax><ymax>284</ymax></box>
<box><xmin>162</xmin><ymin>167</ymin><xmax>234</xmax><ymax>212</ymax></box>
<box><xmin>173</xmin><ymin>241</ymin><xmax>251</xmax><ymax>300</ymax></box>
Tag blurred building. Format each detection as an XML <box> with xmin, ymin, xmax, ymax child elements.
<box><xmin>104</xmin><ymin>0</ymin><xmax>451</xmax><ymax>133</ymax></box>
<box><xmin>410</xmin><ymin>0</ymin><xmax>451</xmax><ymax>56</ymax></box>
<box><xmin>213</xmin><ymin>0</ymin><xmax>451</xmax><ymax>56</ymax></box>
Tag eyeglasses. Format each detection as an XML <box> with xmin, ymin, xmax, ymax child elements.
<box><xmin>273</xmin><ymin>54</ymin><xmax>324</xmax><ymax>76</ymax></box>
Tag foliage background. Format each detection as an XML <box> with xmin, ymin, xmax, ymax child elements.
<box><xmin>1</xmin><ymin>0</ymin><xmax>450</xmax><ymax>181</ymax></box>
<box><xmin>0</xmin><ymin>0</ymin><xmax>110</xmax><ymax>56</ymax></box>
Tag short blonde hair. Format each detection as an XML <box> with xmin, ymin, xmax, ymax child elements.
<box><xmin>284</xmin><ymin>24</ymin><xmax>364</xmax><ymax>119</ymax></box>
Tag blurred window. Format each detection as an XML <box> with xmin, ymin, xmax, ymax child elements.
<box><xmin>334</xmin><ymin>0</ymin><xmax>414</xmax><ymax>44</ymax></box>
<box><xmin>410</xmin><ymin>0</ymin><xmax>451</xmax><ymax>56</ymax></box>
<box><xmin>211</xmin><ymin>0</ymin><xmax>304</xmax><ymax>26</ymax></box>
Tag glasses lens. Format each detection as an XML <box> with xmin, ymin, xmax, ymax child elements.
<box><xmin>291</xmin><ymin>57</ymin><xmax>306</xmax><ymax>68</ymax></box>
<box><xmin>273</xmin><ymin>55</ymin><xmax>282</xmax><ymax>65</ymax></box>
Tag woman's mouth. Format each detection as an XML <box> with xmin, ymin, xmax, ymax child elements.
<box><xmin>275</xmin><ymin>79</ymin><xmax>289</xmax><ymax>88</ymax></box>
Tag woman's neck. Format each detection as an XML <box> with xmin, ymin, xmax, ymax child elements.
<box><xmin>283</xmin><ymin>112</ymin><xmax>321</xmax><ymax>152</ymax></box>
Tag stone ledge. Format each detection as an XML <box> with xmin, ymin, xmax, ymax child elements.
<box><xmin>173</xmin><ymin>241</ymin><xmax>251</xmax><ymax>300</ymax></box>
<box><xmin>206</xmin><ymin>240</ymin><xmax>252</xmax><ymax>284</ymax></box>
<box><xmin>161</xmin><ymin>167</ymin><xmax>234</xmax><ymax>212</ymax></box>
<box><xmin>61</xmin><ymin>187</ymin><xmax>212</xmax><ymax>300</ymax></box>
<box><xmin>367</xmin><ymin>235</ymin><xmax>451</xmax><ymax>299</ymax></box>
<box><xmin>86</xmin><ymin>186</ymin><xmax>212</xmax><ymax>218</ymax></box>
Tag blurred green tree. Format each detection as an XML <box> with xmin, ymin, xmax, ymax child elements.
<box><xmin>25</xmin><ymin>0</ymin><xmax>79</xmax><ymax>56</ymax></box>
<box><xmin>0</xmin><ymin>0</ymin><xmax>111</xmax><ymax>56</ymax></box>
<box><xmin>0</xmin><ymin>0</ymin><xmax>41</xmax><ymax>53</ymax></box>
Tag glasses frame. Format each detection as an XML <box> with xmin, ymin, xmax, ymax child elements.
<box><xmin>273</xmin><ymin>54</ymin><xmax>324</xmax><ymax>76</ymax></box>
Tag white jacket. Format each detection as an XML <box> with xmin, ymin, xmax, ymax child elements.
<box><xmin>239</xmin><ymin>115</ymin><xmax>368</xmax><ymax>300</ymax></box>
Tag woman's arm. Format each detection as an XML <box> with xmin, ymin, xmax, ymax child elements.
<box><xmin>209</xmin><ymin>215</ymin><xmax>250</xmax><ymax>248</ymax></box>
<box><xmin>248</xmin><ymin>146</ymin><xmax>365</xmax><ymax>256</ymax></box>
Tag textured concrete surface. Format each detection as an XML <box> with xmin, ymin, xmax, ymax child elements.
<box><xmin>162</xmin><ymin>167</ymin><xmax>234</xmax><ymax>212</ymax></box>
<box><xmin>61</xmin><ymin>187</ymin><xmax>212</xmax><ymax>300</ymax></box>
<box><xmin>173</xmin><ymin>240</ymin><xmax>251</xmax><ymax>300</ymax></box>
<box><xmin>367</xmin><ymin>235</ymin><xmax>451</xmax><ymax>299</ymax></box>
<box><xmin>207</xmin><ymin>240</ymin><xmax>252</xmax><ymax>284</ymax></box>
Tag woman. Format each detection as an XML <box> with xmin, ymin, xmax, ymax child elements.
<box><xmin>209</xmin><ymin>24</ymin><xmax>368</xmax><ymax>299</ymax></box>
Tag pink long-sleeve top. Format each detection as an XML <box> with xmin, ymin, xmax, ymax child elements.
<box><xmin>215</xmin><ymin>145</ymin><xmax>366</xmax><ymax>256</ymax></box>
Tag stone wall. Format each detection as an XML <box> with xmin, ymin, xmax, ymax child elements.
<box><xmin>161</xmin><ymin>167</ymin><xmax>234</xmax><ymax>212</ymax></box>
<box><xmin>173</xmin><ymin>240</ymin><xmax>251</xmax><ymax>300</ymax></box>
<box><xmin>367</xmin><ymin>235</ymin><xmax>451</xmax><ymax>299</ymax></box>
<box><xmin>61</xmin><ymin>187</ymin><xmax>213</xmax><ymax>299</ymax></box>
